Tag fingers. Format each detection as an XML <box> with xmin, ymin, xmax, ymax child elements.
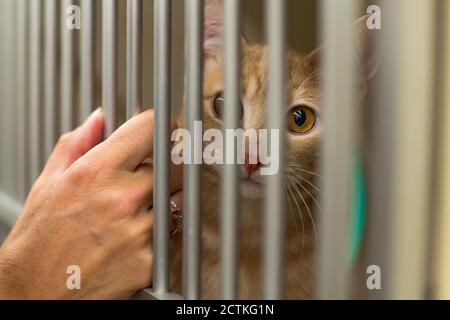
<box><xmin>40</xmin><ymin>109</ymin><xmax>104</xmax><ymax>180</ymax></box>
<box><xmin>94</xmin><ymin>109</ymin><xmax>178</xmax><ymax>171</ymax></box>
<box><xmin>134</xmin><ymin>162</ymin><xmax>183</xmax><ymax>211</ymax></box>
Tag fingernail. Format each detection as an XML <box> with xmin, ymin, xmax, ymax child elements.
<box><xmin>93</xmin><ymin>107</ymin><xmax>103</xmax><ymax>117</ymax></box>
<box><xmin>82</xmin><ymin>107</ymin><xmax>103</xmax><ymax>127</ymax></box>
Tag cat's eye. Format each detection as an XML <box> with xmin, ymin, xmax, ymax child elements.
<box><xmin>288</xmin><ymin>105</ymin><xmax>316</xmax><ymax>134</ymax></box>
<box><xmin>213</xmin><ymin>92</ymin><xmax>225</xmax><ymax>117</ymax></box>
<box><xmin>212</xmin><ymin>92</ymin><xmax>243</xmax><ymax>120</ymax></box>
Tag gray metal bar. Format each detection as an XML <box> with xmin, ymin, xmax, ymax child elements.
<box><xmin>263</xmin><ymin>0</ymin><xmax>287</xmax><ymax>300</ymax></box>
<box><xmin>61</xmin><ymin>0</ymin><xmax>75</xmax><ymax>134</ymax></box>
<box><xmin>29</xmin><ymin>0</ymin><xmax>44</xmax><ymax>184</ymax></box>
<box><xmin>368</xmin><ymin>0</ymin><xmax>434</xmax><ymax>299</ymax></box>
<box><xmin>131</xmin><ymin>288</ymin><xmax>182</xmax><ymax>300</ymax></box>
<box><xmin>81</xmin><ymin>0</ymin><xmax>96</xmax><ymax>122</ymax></box>
<box><xmin>221</xmin><ymin>0</ymin><xmax>240</xmax><ymax>300</ymax></box>
<box><xmin>102</xmin><ymin>0</ymin><xmax>118</xmax><ymax>138</ymax></box>
<box><xmin>44</xmin><ymin>0</ymin><xmax>60</xmax><ymax>160</ymax></box>
<box><xmin>0</xmin><ymin>0</ymin><xmax>7</xmax><ymax>194</ymax></box>
<box><xmin>183</xmin><ymin>0</ymin><xmax>203</xmax><ymax>300</ymax></box>
<box><xmin>318</xmin><ymin>0</ymin><xmax>359</xmax><ymax>300</ymax></box>
<box><xmin>153</xmin><ymin>0</ymin><xmax>171</xmax><ymax>295</ymax></box>
<box><xmin>16</xmin><ymin>0</ymin><xmax>29</xmax><ymax>201</ymax></box>
<box><xmin>0</xmin><ymin>0</ymin><xmax>16</xmax><ymax>197</ymax></box>
<box><xmin>433</xmin><ymin>1</ymin><xmax>450</xmax><ymax>299</ymax></box>
<box><xmin>126</xmin><ymin>0</ymin><xmax>143</xmax><ymax>120</ymax></box>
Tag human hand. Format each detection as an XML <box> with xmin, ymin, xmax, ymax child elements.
<box><xmin>0</xmin><ymin>109</ymin><xmax>182</xmax><ymax>299</ymax></box>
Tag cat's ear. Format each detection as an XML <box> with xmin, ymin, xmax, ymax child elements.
<box><xmin>354</xmin><ymin>15</ymin><xmax>381</xmax><ymax>82</ymax></box>
<box><xmin>204</xmin><ymin>0</ymin><xmax>224</xmax><ymax>62</ymax></box>
<box><xmin>306</xmin><ymin>15</ymin><xmax>381</xmax><ymax>85</ymax></box>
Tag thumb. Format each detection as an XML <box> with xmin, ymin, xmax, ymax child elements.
<box><xmin>40</xmin><ymin>108</ymin><xmax>104</xmax><ymax>180</ymax></box>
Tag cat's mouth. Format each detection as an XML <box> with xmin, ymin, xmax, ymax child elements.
<box><xmin>240</xmin><ymin>177</ymin><xmax>263</xmax><ymax>200</ymax></box>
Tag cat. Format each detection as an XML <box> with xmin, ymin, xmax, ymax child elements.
<box><xmin>170</xmin><ymin>0</ymin><xmax>380</xmax><ymax>299</ymax></box>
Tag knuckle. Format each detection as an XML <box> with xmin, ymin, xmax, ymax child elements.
<box><xmin>66</xmin><ymin>159</ymin><xmax>101</xmax><ymax>187</ymax></box>
<box><xmin>57</xmin><ymin>132</ymin><xmax>75</xmax><ymax>147</ymax></box>
<box><xmin>106</xmin><ymin>187</ymin><xmax>140</xmax><ymax>217</ymax></box>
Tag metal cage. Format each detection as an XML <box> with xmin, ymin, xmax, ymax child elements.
<box><xmin>0</xmin><ymin>0</ymin><xmax>449</xmax><ymax>300</ymax></box>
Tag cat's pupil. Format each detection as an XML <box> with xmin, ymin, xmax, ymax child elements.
<box><xmin>293</xmin><ymin>109</ymin><xmax>306</xmax><ymax>127</ymax></box>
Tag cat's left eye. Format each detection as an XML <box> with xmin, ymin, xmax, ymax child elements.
<box><xmin>212</xmin><ymin>91</ymin><xmax>244</xmax><ymax>120</ymax></box>
<box><xmin>288</xmin><ymin>105</ymin><xmax>316</xmax><ymax>134</ymax></box>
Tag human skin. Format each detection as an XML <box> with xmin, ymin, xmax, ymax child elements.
<box><xmin>0</xmin><ymin>109</ymin><xmax>182</xmax><ymax>299</ymax></box>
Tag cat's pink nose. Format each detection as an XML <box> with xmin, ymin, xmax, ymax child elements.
<box><xmin>244</xmin><ymin>163</ymin><xmax>260</xmax><ymax>176</ymax></box>
<box><xmin>244</xmin><ymin>153</ymin><xmax>261</xmax><ymax>176</ymax></box>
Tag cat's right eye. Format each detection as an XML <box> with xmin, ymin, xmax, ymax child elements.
<box><xmin>288</xmin><ymin>105</ymin><xmax>317</xmax><ymax>134</ymax></box>
<box><xmin>212</xmin><ymin>92</ymin><xmax>244</xmax><ymax>120</ymax></box>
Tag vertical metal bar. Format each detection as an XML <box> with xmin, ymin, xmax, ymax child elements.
<box><xmin>0</xmin><ymin>0</ymin><xmax>16</xmax><ymax>196</ymax></box>
<box><xmin>44</xmin><ymin>0</ymin><xmax>60</xmax><ymax>160</ymax></box>
<box><xmin>0</xmin><ymin>0</ymin><xmax>7</xmax><ymax>194</ymax></box>
<box><xmin>318</xmin><ymin>0</ymin><xmax>359</xmax><ymax>299</ymax></box>
<box><xmin>126</xmin><ymin>0</ymin><xmax>143</xmax><ymax>120</ymax></box>
<box><xmin>61</xmin><ymin>0</ymin><xmax>76</xmax><ymax>134</ymax></box>
<box><xmin>221</xmin><ymin>0</ymin><xmax>240</xmax><ymax>300</ymax></box>
<box><xmin>81</xmin><ymin>0</ymin><xmax>95</xmax><ymax>122</ymax></box>
<box><xmin>16</xmin><ymin>0</ymin><xmax>29</xmax><ymax>201</ymax></box>
<box><xmin>153</xmin><ymin>0</ymin><xmax>171</xmax><ymax>295</ymax></box>
<box><xmin>183</xmin><ymin>0</ymin><xmax>203</xmax><ymax>300</ymax></box>
<box><xmin>433</xmin><ymin>0</ymin><xmax>450</xmax><ymax>298</ymax></box>
<box><xmin>263</xmin><ymin>0</ymin><xmax>287</xmax><ymax>300</ymax></box>
<box><xmin>29</xmin><ymin>0</ymin><xmax>44</xmax><ymax>184</ymax></box>
<box><xmin>102</xmin><ymin>0</ymin><xmax>118</xmax><ymax>138</ymax></box>
<box><xmin>9</xmin><ymin>0</ymin><xmax>17</xmax><ymax>198</ymax></box>
<box><xmin>368</xmin><ymin>0</ymin><xmax>434</xmax><ymax>299</ymax></box>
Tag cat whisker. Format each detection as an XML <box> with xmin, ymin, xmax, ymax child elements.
<box><xmin>290</xmin><ymin>174</ymin><xmax>324</xmax><ymax>196</ymax></box>
<box><xmin>298</xmin><ymin>181</ymin><xmax>323</xmax><ymax>216</ymax></box>
<box><xmin>288</xmin><ymin>166</ymin><xmax>324</xmax><ymax>179</ymax></box>
<box><xmin>290</xmin><ymin>177</ymin><xmax>318</xmax><ymax>248</ymax></box>
<box><xmin>286</xmin><ymin>181</ymin><xmax>304</xmax><ymax>258</ymax></box>
<box><xmin>286</xmin><ymin>176</ymin><xmax>306</xmax><ymax>256</ymax></box>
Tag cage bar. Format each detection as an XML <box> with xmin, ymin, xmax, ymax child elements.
<box><xmin>317</xmin><ymin>0</ymin><xmax>359</xmax><ymax>300</ymax></box>
<box><xmin>368</xmin><ymin>0</ymin><xmax>435</xmax><ymax>299</ymax></box>
<box><xmin>80</xmin><ymin>0</ymin><xmax>96</xmax><ymax>122</ymax></box>
<box><xmin>221</xmin><ymin>0</ymin><xmax>240</xmax><ymax>300</ymax></box>
<box><xmin>29</xmin><ymin>0</ymin><xmax>44</xmax><ymax>184</ymax></box>
<box><xmin>183</xmin><ymin>0</ymin><xmax>203</xmax><ymax>300</ymax></box>
<box><xmin>0</xmin><ymin>0</ymin><xmax>8</xmax><ymax>194</ymax></box>
<box><xmin>126</xmin><ymin>0</ymin><xmax>143</xmax><ymax>120</ymax></box>
<box><xmin>102</xmin><ymin>0</ymin><xmax>118</xmax><ymax>138</ymax></box>
<box><xmin>15</xmin><ymin>0</ymin><xmax>29</xmax><ymax>201</ymax></box>
<box><xmin>44</xmin><ymin>0</ymin><xmax>60</xmax><ymax>159</ymax></box>
<box><xmin>433</xmin><ymin>1</ymin><xmax>450</xmax><ymax>298</ymax></box>
<box><xmin>153</xmin><ymin>0</ymin><xmax>172</xmax><ymax>295</ymax></box>
<box><xmin>263</xmin><ymin>0</ymin><xmax>287</xmax><ymax>300</ymax></box>
<box><xmin>0</xmin><ymin>0</ymin><xmax>17</xmax><ymax>196</ymax></box>
<box><xmin>61</xmin><ymin>0</ymin><xmax>75</xmax><ymax>134</ymax></box>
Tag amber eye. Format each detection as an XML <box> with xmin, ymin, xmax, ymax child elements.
<box><xmin>288</xmin><ymin>105</ymin><xmax>316</xmax><ymax>134</ymax></box>
<box><xmin>212</xmin><ymin>92</ymin><xmax>244</xmax><ymax>120</ymax></box>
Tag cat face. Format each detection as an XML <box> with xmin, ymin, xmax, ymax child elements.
<box><xmin>200</xmin><ymin>0</ymin><xmax>379</xmax><ymax>201</ymax></box>
<box><xmin>202</xmin><ymin>43</ymin><xmax>322</xmax><ymax>200</ymax></box>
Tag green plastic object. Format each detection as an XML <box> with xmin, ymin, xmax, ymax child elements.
<box><xmin>348</xmin><ymin>154</ymin><xmax>367</xmax><ymax>266</ymax></box>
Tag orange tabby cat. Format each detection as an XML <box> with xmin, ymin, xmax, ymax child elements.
<box><xmin>170</xmin><ymin>0</ymin><xmax>379</xmax><ymax>299</ymax></box>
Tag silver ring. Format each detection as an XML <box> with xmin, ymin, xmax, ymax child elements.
<box><xmin>170</xmin><ymin>201</ymin><xmax>183</xmax><ymax>237</ymax></box>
